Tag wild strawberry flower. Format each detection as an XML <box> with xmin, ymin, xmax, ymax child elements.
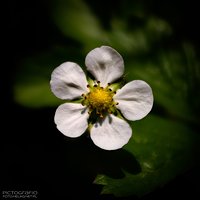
<box><xmin>50</xmin><ymin>46</ymin><xmax>153</xmax><ymax>150</ymax></box>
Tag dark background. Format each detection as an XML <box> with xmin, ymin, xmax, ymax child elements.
<box><xmin>2</xmin><ymin>0</ymin><xmax>200</xmax><ymax>199</ymax></box>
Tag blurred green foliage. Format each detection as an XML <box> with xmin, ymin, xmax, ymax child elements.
<box><xmin>13</xmin><ymin>0</ymin><xmax>200</xmax><ymax>198</ymax></box>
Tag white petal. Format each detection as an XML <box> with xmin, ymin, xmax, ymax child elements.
<box><xmin>90</xmin><ymin>114</ymin><xmax>132</xmax><ymax>150</ymax></box>
<box><xmin>54</xmin><ymin>103</ymin><xmax>89</xmax><ymax>138</ymax></box>
<box><xmin>50</xmin><ymin>62</ymin><xmax>89</xmax><ymax>100</ymax></box>
<box><xmin>114</xmin><ymin>80</ymin><xmax>153</xmax><ymax>121</ymax></box>
<box><xmin>85</xmin><ymin>46</ymin><xmax>124</xmax><ymax>87</ymax></box>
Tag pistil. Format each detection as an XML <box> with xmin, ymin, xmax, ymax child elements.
<box><xmin>82</xmin><ymin>81</ymin><xmax>118</xmax><ymax>118</ymax></box>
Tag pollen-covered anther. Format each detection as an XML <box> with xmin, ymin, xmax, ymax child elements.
<box><xmin>100</xmin><ymin>114</ymin><xmax>104</xmax><ymax>118</ymax></box>
<box><xmin>81</xmin><ymin>93</ymin><xmax>87</xmax><ymax>99</ymax></box>
<box><xmin>108</xmin><ymin>110</ymin><xmax>113</xmax><ymax>114</ymax></box>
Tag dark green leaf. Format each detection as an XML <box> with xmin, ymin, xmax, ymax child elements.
<box><xmin>94</xmin><ymin>115</ymin><xmax>199</xmax><ymax>197</ymax></box>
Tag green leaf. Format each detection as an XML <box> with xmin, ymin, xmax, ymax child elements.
<box><xmin>125</xmin><ymin>46</ymin><xmax>198</xmax><ymax>123</ymax></box>
<box><xmin>49</xmin><ymin>0</ymin><xmax>107</xmax><ymax>49</ymax></box>
<box><xmin>108</xmin><ymin>16</ymin><xmax>172</xmax><ymax>55</ymax></box>
<box><xmin>94</xmin><ymin>115</ymin><xmax>199</xmax><ymax>197</ymax></box>
<box><xmin>13</xmin><ymin>48</ymin><xmax>70</xmax><ymax>108</ymax></box>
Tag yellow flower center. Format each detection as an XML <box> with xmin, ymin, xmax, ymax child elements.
<box><xmin>87</xmin><ymin>88</ymin><xmax>113</xmax><ymax>110</ymax></box>
<box><xmin>81</xmin><ymin>82</ymin><xmax>118</xmax><ymax>118</ymax></box>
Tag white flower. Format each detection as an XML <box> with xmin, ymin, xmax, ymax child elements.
<box><xmin>50</xmin><ymin>46</ymin><xmax>153</xmax><ymax>150</ymax></box>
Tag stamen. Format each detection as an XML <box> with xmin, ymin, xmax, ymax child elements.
<box><xmin>81</xmin><ymin>82</ymin><xmax>118</xmax><ymax>118</ymax></box>
<box><xmin>88</xmin><ymin>111</ymin><xmax>92</xmax><ymax>115</ymax></box>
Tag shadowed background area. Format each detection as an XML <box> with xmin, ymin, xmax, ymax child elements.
<box><xmin>2</xmin><ymin>0</ymin><xmax>200</xmax><ymax>199</ymax></box>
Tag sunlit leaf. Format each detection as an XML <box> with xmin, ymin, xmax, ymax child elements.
<box><xmin>50</xmin><ymin>0</ymin><xmax>107</xmax><ymax>49</ymax></box>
